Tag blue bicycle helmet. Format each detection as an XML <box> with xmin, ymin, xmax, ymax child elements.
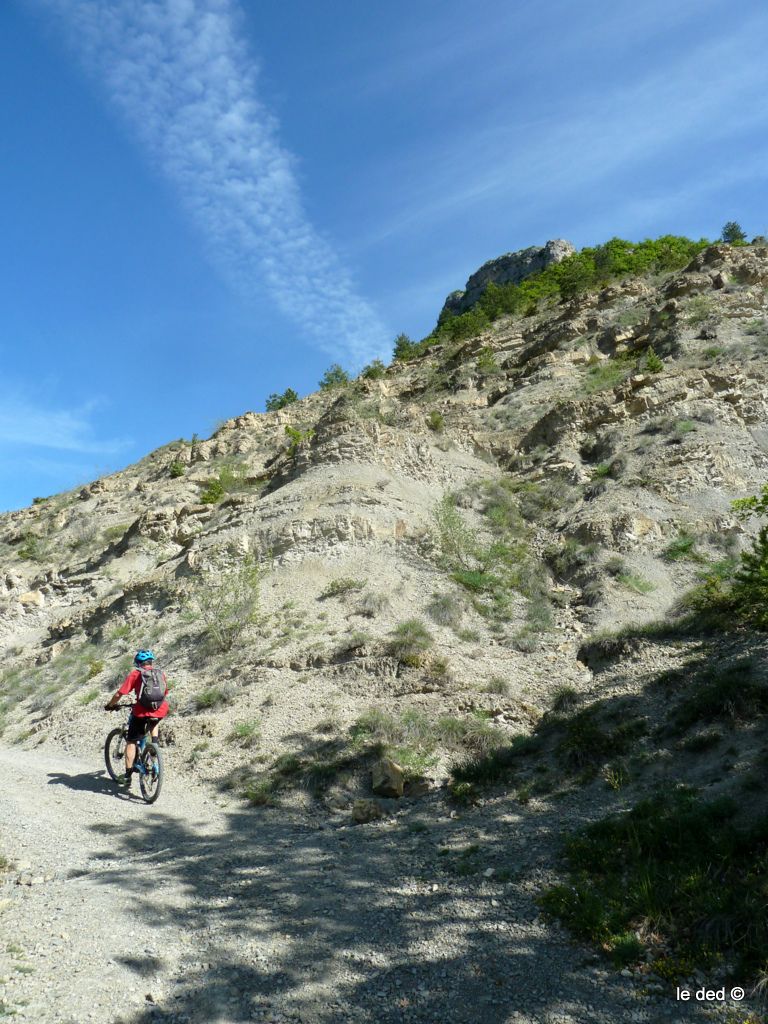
<box><xmin>134</xmin><ymin>649</ymin><xmax>155</xmax><ymax>666</ymax></box>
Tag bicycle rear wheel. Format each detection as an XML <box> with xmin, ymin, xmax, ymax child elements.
<box><xmin>139</xmin><ymin>743</ymin><xmax>163</xmax><ymax>803</ymax></box>
<box><xmin>104</xmin><ymin>728</ymin><xmax>126</xmax><ymax>781</ymax></box>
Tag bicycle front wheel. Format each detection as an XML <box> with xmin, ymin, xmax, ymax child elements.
<box><xmin>104</xmin><ymin>728</ymin><xmax>126</xmax><ymax>781</ymax></box>
<box><xmin>139</xmin><ymin>743</ymin><xmax>163</xmax><ymax>804</ymax></box>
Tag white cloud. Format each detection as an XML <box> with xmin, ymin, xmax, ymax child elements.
<box><xmin>0</xmin><ymin>396</ymin><xmax>128</xmax><ymax>455</ymax></box>
<box><xmin>27</xmin><ymin>0</ymin><xmax>388</xmax><ymax>365</ymax></box>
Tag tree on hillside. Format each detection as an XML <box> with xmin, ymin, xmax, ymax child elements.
<box><xmin>265</xmin><ymin>388</ymin><xmax>299</xmax><ymax>411</ymax></box>
<box><xmin>393</xmin><ymin>333</ymin><xmax>418</xmax><ymax>361</ymax></box>
<box><xmin>721</xmin><ymin>221</ymin><xmax>747</xmax><ymax>244</ymax></box>
<box><xmin>318</xmin><ymin>364</ymin><xmax>350</xmax><ymax>389</ymax></box>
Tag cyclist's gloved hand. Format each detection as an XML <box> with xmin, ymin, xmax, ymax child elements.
<box><xmin>104</xmin><ymin>704</ymin><xmax>113</xmax><ymax>711</ymax></box>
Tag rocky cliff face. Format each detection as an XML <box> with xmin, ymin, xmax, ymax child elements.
<box><xmin>440</xmin><ymin>238</ymin><xmax>575</xmax><ymax>319</ymax></box>
<box><xmin>1</xmin><ymin>240</ymin><xmax>768</xmax><ymax>811</ymax></box>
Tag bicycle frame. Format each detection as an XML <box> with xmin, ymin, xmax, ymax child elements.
<box><xmin>110</xmin><ymin>704</ymin><xmax>159</xmax><ymax>776</ymax></box>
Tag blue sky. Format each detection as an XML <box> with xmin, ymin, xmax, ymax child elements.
<box><xmin>2</xmin><ymin>0</ymin><xmax>767</xmax><ymax>511</ymax></box>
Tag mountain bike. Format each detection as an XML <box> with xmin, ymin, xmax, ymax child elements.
<box><xmin>104</xmin><ymin>703</ymin><xmax>163</xmax><ymax>804</ymax></box>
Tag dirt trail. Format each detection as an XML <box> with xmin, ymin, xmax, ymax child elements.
<box><xmin>0</xmin><ymin>743</ymin><xmax>725</xmax><ymax>1024</ymax></box>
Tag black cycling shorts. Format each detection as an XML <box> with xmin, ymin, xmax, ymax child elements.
<box><xmin>127</xmin><ymin>716</ymin><xmax>161</xmax><ymax>743</ymax></box>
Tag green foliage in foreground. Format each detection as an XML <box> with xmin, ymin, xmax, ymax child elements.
<box><xmin>540</xmin><ymin>792</ymin><xmax>768</xmax><ymax>979</ymax></box>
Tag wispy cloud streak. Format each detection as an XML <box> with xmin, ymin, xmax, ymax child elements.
<box><xmin>365</xmin><ymin>11</ymin><xmax>768</xmax><ymax>245</ymax></box>
<box><xmin>28</xmin><ymin>0</ymin><xmax>387</xmax><ymax>364</ymax></box>
<box><xmin>0</xmin><ymin>396</ymin><xmax>128</xmax><ymax>454</ymax></box>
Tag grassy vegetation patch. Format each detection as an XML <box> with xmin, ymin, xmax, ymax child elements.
<box><xmin>674</xmin><ymin>659</ymin><xmax>768</xmax><ymax>730</ymax></box>
<box><xmin>540</xmin><ymin>791</ymin><xmax>768</xmax><ymax>980</ymax></box>
<box><xmin>616</xmin><ymin>572</ymin><xmax>655</xmax><ymax>595</ymax></box>
<box><xmin>228</xmin><ymin>719</ymin><xmax>261</xmax><ymax>748</ymax></box>
<box><xmin>352</xmin><ymin>707</ymin><xmax>506</xmax><ymax>782</ymax></box>
<box><xmin>387</xmin><ymin>619</ymin><xmax>434</xmax><ymax>667</ymax></box>
<box><xmin>581</xmin><ymin>354</ymin><xmax>635</xmax><ymax>395</ymax></box>
<box><xmin>663</xmin><ymin>531</ymin><xmax>704</xmax><ymax>562</ymax></box>
<box><xmin>194</xmin><ymin>686</ymin><xmax>233</xmax><ymax>711</ymax></box>
<box><xmin>558</xmin><ymin>707</ymin><xmax>647</xmax><ymax>768</ymax></box>
<box><xmin>432</xmin><ymin>483</ymin><xmax>553</xmax><ymax>642</ymax></box>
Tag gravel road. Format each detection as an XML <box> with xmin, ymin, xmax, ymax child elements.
<box><xmin>0</xmin><ymin>743</ymin><xmax>744</xmax><ymax>1024</ymax></box>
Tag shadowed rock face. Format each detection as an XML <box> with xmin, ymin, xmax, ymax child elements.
<box><xmin>440</xmin><ymin>239</ymin><xmax>576</xmax><ymax>319</ymax></box>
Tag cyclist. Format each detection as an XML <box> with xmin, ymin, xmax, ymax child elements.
<box><xmin>104</xmin><ymin>650</ymin><xmax>169</xmax><ymax>786</ymax></box>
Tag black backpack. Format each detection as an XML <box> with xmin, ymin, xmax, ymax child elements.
<box><xmin>137</xmin><ymin>668</ymin><xmax>165</xmax><ymax>711</ymax></box>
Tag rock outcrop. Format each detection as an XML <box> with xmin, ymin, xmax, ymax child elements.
<box><xmin>440</xmin><ymin>238</ymin><xmax>575</xmax><ymax>319</ymax></box>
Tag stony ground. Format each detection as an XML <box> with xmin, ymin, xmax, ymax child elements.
<box><xmin>0</xmin><ymin>740</ymin><xmax>755</xmax><ymax>1024</ymax></box>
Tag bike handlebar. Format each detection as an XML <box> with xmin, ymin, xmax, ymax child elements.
<box><xmin>105</xmin><ymin>702</ymin><xmax>135</xmax><ymax>711</ymax></box>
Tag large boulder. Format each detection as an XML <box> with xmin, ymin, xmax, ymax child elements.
<box><xmin>371</xmin><ymin>757</ymin><xmax>404</xmax><ymax>798</ymax></box>
<box><xmin>440</xmin><ymin>239</ymin><xmax>575</xmax><ymax>319</ymax></box>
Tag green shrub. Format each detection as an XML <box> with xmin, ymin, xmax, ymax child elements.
<box><xmin>663</xmin><ymin>532</ymin><xmax>703</xmax><ymax>562</ymax></box>
<box><xmin>551</xmin><ymin>685</ymin><xmax>579</xmax><ymax>713</ymax></box>
<box><xmin>187</xmin><ymin>557</ymin><xmax>262</xmax><ymax>653</ymax></box>
<box><xmin>285</xmin><ymin>424</ymin><xmax>314</xmax><ymax>457</ymax></box>
<box><xmin>427</xmin><ymin>592</ymin><xmax>464</xmax><ymax>629</ymax></box>
<box><xmin>356</xmin><ymin>590</ymin><xmax>389</xmax><ymax>617</ymax></box>
<box><xmin>194</xmin><ymin>686</ymin><xmax>233</xmax><ymax>710</ymax></box>
<box><xmin>604</xmin><ymin>555</ymin><xmax>627</xmax><ymax>577</ymax></box>
<box><xmin>426</xmin><ymin>410</ymin><xmax>445</xmax><ymax>432</ymax></box>
<box><xmin>103</xmin><ymin>523</ymin><xmax>131</xmax><ymax>542</ymax></box>
<box><xmin>685</xmin><ymin>295</ymin><xmax>714</xmax><ymax>326</ymax></box>
<box><xmin>432</xmin><ymin>495</ymin><xmax>481</xmax><ymax>571</ymax></box>
<box><xmin>387</xmin><ymin>620</ymin><xmax>434</xmax><ymax>667</ymax></box>
<box><xmin>469</xmin><ymin>235</ymin><xmax>710</xmax><ymax>322</ymax></box>
<box><xmin>674</xmin><ymin>419</ymin><xmax>696</xmax><ymax>436</ymax></box>
<box><xmin>17</xmin><ymin>533</ymin><xmax>45</xmax><ymax>562</ymax></box>
<box><xmin>360</xmin><ymin>359</ymin><xmax>387</xmax><ymax>380</ymax></box>
<box><xmin>352</xmin><ymin>707</ymin><xmax>504</xmax><ymax>779</ymax></box>
<box><xmin>730</xmin><ymin>524</ymin><xmax>768</xmax><ymax>629</ymax></box>
<box><xmin>558</xmin><ymin>708</ymin><xmax>646</xmax><ymax>768</ymax></box>
<box><xmin>617</xmin><ymin>573</ymin><xmax>655</xmax><ymax>595</ymax></box>
<box><xmin>318</xmin><ymin>364</ymin><xmax>350</xmax><ymax>390</ymax></box>
<box><xmin>582</xmin><ymin>354</ymin><xmax>635</xmax><ymax>394</ymax></box>
<box><xmin>484</xmin><ymin>676</ymin><xmax>509</xmax><ymax>695</ymax></box>
<box><xmin>680</xmin><ymin>729</ymin><xmax>722</xmax><ymax>752</ymax></box>
<box><xmin>643</xmin><ymin>346</ymin><xmax>664</xmax><ymax>373</ymax></box>
<box><xmin>243</xmin><ymin>778</ymin><xmax>279</xmax><ymax>806</ymax></box>
<box><xmin>169</xmin><ymin>461</ymin><xmax>186</xmax><ymax>478</ymax></box>
<box><xmin>199</xmin><ymin>479</ymin><xmax>225</xmax><ymax>504</ymax></box>
<box><xmin>86</xmin><ymin>659</ymin><xmax>104</xmax><ymax>679</ymax></box>
<box><xmin>476</xmin><ymin>346</ymin><xmax>499</xmax><ymax>374</ymax></box>
<box><xmin>228</xmin><ymin>719</ymin><xmax>261</xmax><ymax>748</ymax></box>
<box><xmin>320</xmin><ymin>577</ymin><xmax>365</xmax><ymax>599</ymax></box>
<box><xmin>450</xmin><ymin>736</ymin><xmax>534</xmax><ymax>788</ymax></box>
<box><xmin>78</xmin><ymin>687</ymin><xmax>100</xmax><ymax>706</ymax></box>
<box><xmin>265</xmin><ymin>388</ymin><xmax>299</xmax><ymax>411</ymax></box>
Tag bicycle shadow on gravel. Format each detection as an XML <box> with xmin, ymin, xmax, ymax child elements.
<box><xmin>47</xmin><ymin>769</ymin><xmax>120</xmax><ymax>797</ymax></box>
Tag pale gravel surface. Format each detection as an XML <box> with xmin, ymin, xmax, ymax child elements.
<box><xmin>0</xmin><ymin>742</ymin><xmax>746</xmax><ymax>1024</ymax></box>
